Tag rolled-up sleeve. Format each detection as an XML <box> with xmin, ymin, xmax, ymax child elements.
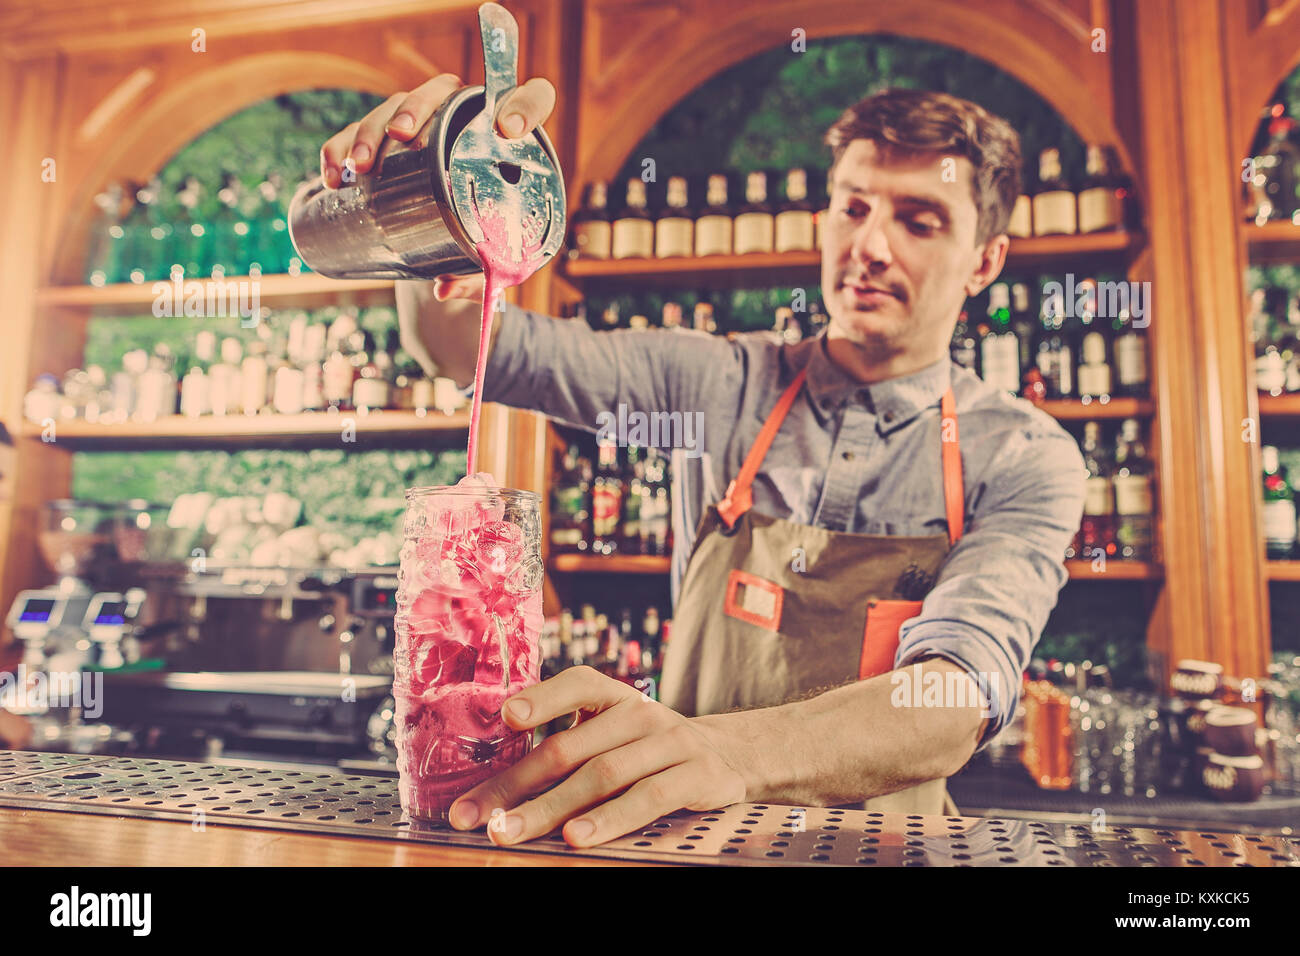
<box><xmin>894</xmin><ymin>422</ymin><xmax>1087</xmax><ymax>749</ymax></box>
<box><xmin>483</xmin><ymin>303</ymin><xmax>744</xmax><ymax>444</ymax></box>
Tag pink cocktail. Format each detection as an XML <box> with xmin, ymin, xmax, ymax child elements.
<box><xmin>393</xmin><ymin>475</ymin><xmax>544</xmax><ymax>822</ymax></box>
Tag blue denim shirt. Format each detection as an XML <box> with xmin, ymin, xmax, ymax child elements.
<box><xmin>483</xmin><ymin>305</ymin><xmax>1087</xmax><ymax>745</ymax></box>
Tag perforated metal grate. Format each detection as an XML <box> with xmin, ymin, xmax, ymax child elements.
<box><xmin>0</xmin><ymin>752</ymin><xmax>1295</xmax><ymax>866</ymax></box>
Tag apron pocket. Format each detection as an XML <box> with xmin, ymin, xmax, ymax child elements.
<box><xmin>859</xmin><ymin>599</ymin><xmax>923</xmax><ymax>679</ymax></box>
<box><xmin>723</xmin><ymin>569</ymin><xmax>784</xmax><ymax>631</ymax></box>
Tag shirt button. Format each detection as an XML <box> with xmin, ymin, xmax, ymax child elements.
<box><xmin>882</xmin><ymin>412</ymin><xmax>895</xmax><ymax>424</ymax></box>
<box><xmin>842</xmin><ymin>451</ymin><xmax>855</xmax><ymax>462</ymax></box>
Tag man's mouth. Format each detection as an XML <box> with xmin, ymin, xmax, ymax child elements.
<box><xmin>842</xmin><ymin>280</ymin><xmax>902</xmax><ymax>303</ymax></box>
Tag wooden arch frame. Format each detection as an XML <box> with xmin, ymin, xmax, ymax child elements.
<box><xmin>573</xmin><ymin>0</ymin><xmax>1131</xmax><ymax>191</ymax></box>
<box><xmin>49</xmin><ymin>51</ymin><xmax>406</xmax><ymax>284</ymax></box>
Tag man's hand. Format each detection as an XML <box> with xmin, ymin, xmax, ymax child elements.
<box><xmin>319</xmin><ymin>71</ymin><xmax>556</xmax><ymax>304</ymax></box>
<box><xmin>448</xmin><ymin>666</ymin><xmax>750</xmax><ymax>848</ymax></box>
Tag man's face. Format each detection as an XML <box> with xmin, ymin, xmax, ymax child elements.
<box><xmin>820</xmin><ymin>139</ymin><xmax>1000</xmax><ymax>363</ymax></box>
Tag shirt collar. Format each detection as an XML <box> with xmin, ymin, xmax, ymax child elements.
<box><xmin>799</xmin><ymin>333</ymin><xmax>952</xmax><ymax>435</ymax></box>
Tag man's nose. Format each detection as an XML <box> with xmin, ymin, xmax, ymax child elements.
<box><xmin>850</xmin><ymin>208</ymin><xmax>892</xmax><ymax>271</ymax></box>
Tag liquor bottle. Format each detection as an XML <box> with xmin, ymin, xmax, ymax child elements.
<box><xmin>240</xmin><ymin>331</ymin><xmax>271</xmax><ymax>415</ymax></box>
<box><xmin>571</xmin><ymin>181</ymin><xmax>613</xmax><ymax>259</ymax></box>
<box><xmin>592</xmin><ymin>439</ymin><xmax>625</xmax><ymax>554</ymax></box>
<box><xmin>249</xmin><ymin>173</ymin><xmax>290</xmax><ymax>276</ymax></box>
<box><xmin>1075</xmin><ymin>279</ymin><xmax>1113</xmax><ymax>402</ymax></box>
<box><xmin>1010</xmin><ymin>282</ymin><xmax>1038</xmax><ymax>377</ymax></box>
<box><xmin>1079</xmin><ymin>421</ymin><xmax>1117</xmax><ymax>559</ymax></box>
<box><xmin>692</xmin><ymin>300</ymin><xmax>717</xmax><ymax>334</ymax></box>
<box><xmin>654</xmin><ymin>176</ymin><xmax>694</xmax><ymax>258</ymax></box>
<box><xmin>1112</xmin><ymin>419</ymin><xmax>1154</xmax><ymax>561</ymax></box>
<box><xmin>694</xmin><ymin>173</ymin><xmax>733</xmax><ymax>257</ymax></box>
<box><xmin>1111</xmin><ymin>306</ymin><xmax>1149</xmax><ymax>398</ymax></box>
<box><xmin>1076</xmin><ymin>146</ymin><xmax>1126</xmax><ymax>234</ymax></box>
<box><xmin>121</xmin><ymin>178</ymin><xmax>163</xmax><ymax>284</ymax></box>
<box><xmin>616</xmin><ymin>639</ymin><xmax>655</xmax><ymax>698</ymax></box>
<box><xmin>733</xmin><ymin>170</ymin><xmax>775</xmax><ymax>255</ymax></box>
<box><xmin>1254</xmin><ymin>287</ymin><xmax>1287</xmax><ymax>396</ymax></box>
<box><xmin>979</xmin><ymin>283</ymin><xmax>1020</xmax><ymax>394</ymax></box>
<box><xmin>85</xmin><ymin>182</ymin><xmax>128</xmax><ymax>286</ymax></box>
<box><xmin>550</xmin><ymin>443</ymin><xmax>591</xmax><ymax>553</ymax></box>
<box><xmin>1006</xmin><ymin>193</ymin><xmax>1032</xmax><ymax>238</ymax></box>
<box><xmin>950</xmin><ymin>309</ymin><xmax>978</xmax><ymax>372</ymax></box>
<box><xmin>1031</xmin><ymin>148</ymin><xmax>1077</xmax><ymax>236</ymax></box>
<box><xmin>1262</xmin><ymin>445</ymin><xmax>1297</xmax><ymax>559</ymax></box>
<box><xmin>611</xmin><ymin>178</ymin><xmax>654</xmax><ymax>259</ymax></box>
<box><xmin>580</xmin><ymin>605</ymin><xmax>601</xmax><ymax>664</ymax></box>
<box><xmin>774</xmin><ymin>168</ymin><xmax>816</xmax><ymax>253</ymax></box>
<box><xmin>352</xmin><ymin>331</ymin><xmax>391</xmax><ymax>412</ymax></box>
<box><xmin>270</xmin><ymin>329</ymin><xmax>305</xmax><ymax>416</ymax></box>
<box><xmin>180</xmin><ymin>329</ymin><xmax>216</xmax><ymax>418</ymax></box>
<box><xmin>661</xmin><ymin>302</ymin><xmax>684</xmax><ymax>330</ymax></box>
<box><xmin>815</xmin><ymin>172</ymin><xmax>831</xmax><ymax>250</ymax></box>
<box><xmin>322</xmin><ymin>313</ymin><xmax>359</xmax><ymax>412</ymax></box>
<box><xmin>640</xmin><ymin>448</ymin><xmax>672</xmax><ymax>556</ymax></box>
<box><xmin>620</xmin><ymin>445</ymin><xmax>645</xmax><ymax>553</ymax></box>
<box><xmin>772</xmin><ymin>306</ymin><xmax>802</xmax><ymax>344</ymax></box>
<box><xmin>1035</xmin><ymin>290</ymin><xmax>1075</xmax><ymax>399</ymax></box>
<box><xmin>376</xmin><ymin>328</ymin><xmax>399</xmax><ymax>390</ymax></box>
<box><xmin>300</xmin><ymin>321</ymin><xmax>328</xmax><ymax>412</ymax></box>
<box><xmin>1248</xmin><ymin>104</ymin><xmax>1300</xmax><ymax>223</ymax></box>
<box><xmin>175</xmin><ymin>177</ymin><xmax>208</xmax><ymax>279</ymax></box>
<box><xmin>135</xmin><ymin>345</ymin><xmax>179</xmax><ymax>422</ymax></box>
<box><xmin>210</xmin><ymin>173</ymin><xmax>247</xmax><ymax>277</ymax></box>
<box><xmin>641</xmin><ymin>606</ymin><xmax>663</xmax><ymax>682</ymax></box>
<box><xmin>1280</xmin><ymin>293</ymin><xmax>1300</xmax><ymax>393</ymax></box>
<box><xmin>208</xmin><ymin>337</ymin><xmax>243</xmax><ymax>416</ymax></box>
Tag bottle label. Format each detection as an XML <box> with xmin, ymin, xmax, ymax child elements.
<box><xmin>1115</xmin><ymin>514</ymin><xmax>1154</xmax><ymax>558</ymax></box>
<box><xmin>1077</xmin><ymin>187</ymin><xmax>1123</xmax><ymax>233</ymax></box>
<box><xmin>574</xmin><ymin>221</ymin><xmax>612</xmax><ymax>259</ymax></box>
<box><xmin>1114</xmin><ymin>334</ymin><xmax>1147</xmax><ymax>387</ymax></box>
<box><xmin>654</xmin><ymin>218</ymin><xmax>693</xmax><ymax>258</ymax></box>
<box><xmin>592</xmin><ymin>486</ymin><xmax>622</xmax><ymax>536</ymax></box>
<box><xmin>733</xmin><ymin>213</ymin><xmax>774</xmax><ymax>254</ymax></box>
<box><xmin>981</xmin><ymin>334</ymin><xmax>1019</xmax><ymax>393</ymax></box>
<box><xmin>694</xmin><ymin>215</ymin><xmax>732</xmax><ymax>256</ymax></box>
<box><xmin>1263</xmin><ymin>498</ymin><xmax>1297</xmax><ymax>546</ymax></box>
<box><xmin>353</xmin><ymin>378</ymin><xmax>390</xmax><ymax>410</ymax></box>
<box><xmin>774</xmin><ymin>211</ymin><xmax>815</xmax><ymax>252</ymax></box>
<box><xmin>273</xmin><ymin>367</ymin><xmax>305</xmax><ymax>415</ymax></box>
<box><xmin>1078</xmin><ymin>362</ymin><xmax>1112</xmax><ymax>398</ymax></box>
<box><xmin>1007</xmin><ymin>196</ymin><xmax>1032</xmax><ymax>237</ymax></box>
<box><xmin>1032</xmin><ymin>191</ymin><xmax>1077</xmax><ymax>235</ymax></box>
<box><xmin>1084</xmin><ymin>475</ymin><xmax>1114</xmax><ymax>515</ymax></box>
<box><xmin>612</xmin><ymin>219</ymin><xmax>654</xmax><ymax>259</ymax></box>
<box><xmin>1113</xmin><ymin>473</ymin><xmax>1153</xmax><ymax>515</ymax></box>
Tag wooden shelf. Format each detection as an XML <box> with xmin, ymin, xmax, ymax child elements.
<box><xmin>1266</xmin><ymin>561</ymin><xmax>1300</xmax><ymax>581</ymax></box>
<box><xmin>17</xmin><ymin>408</ymin><xmax>469</xmax><ymax>449</ymax></box>
<box><xmin>549</xmin><ymin>554</ymin><xmax>1156</xmax><ymax>580</ymax></box>
<box><xmin>1243</xmin><ymin>220</ymin><xmax>1300</xmax><ymax>264</ymax></box>
<box><xmin>1258</xmin><ymin>393</ymin><xmax>1300</xmax><ymax>417</ymax></box>
<box><xmin>1036</xmin><ymin>397</ymin><xmax>1154</xmax><ymax>420</ymax></box>
<box><xmin>1064</xmin><ymin>560</ymin><xmax>1162</xmax><ymax>580</ymax></box>
<box><xmin>36</xmin><ymin>273</ymin><xmax>397</xmax><ymax>314</ymax></box>
<box><xmin>561</xmin><ymin>231</ymin><xmax>1141</xmax><ymax>288</ymax></box>
<box><xmin>549</xmin><ymin>554</ymin><xmax>671</xmax><ymax>574</ymax></box>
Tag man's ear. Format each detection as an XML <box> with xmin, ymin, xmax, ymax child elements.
<box><xmin>963</xmin><ymin>234</ymin><xmax>1010</xmax><ymax>298</ymax></box>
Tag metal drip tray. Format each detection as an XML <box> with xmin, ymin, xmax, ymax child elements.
<box><xmin>0</xmin><ymin>751</ymin><xmax>1296</xmax><ymax>866</ymax></box>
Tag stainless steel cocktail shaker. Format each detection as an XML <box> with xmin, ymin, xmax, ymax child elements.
<box><xmin>287</xmin><ymin>3</ymin><xmax>566</xmax><ymax>280</ymax></box>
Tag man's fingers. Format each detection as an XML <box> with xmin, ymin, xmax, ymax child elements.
<box><xmin>449</xmin><ymin>695</ymin><xmax>664</xmax><ymax>829</ymax></box>
<box><xmin>502</xmin><ymin>665</ymin><xmax>638</xmax><ymax>730</ymax></box>
<box><xmin>562</xmin><ymin>763</ymin><xmax>704</xmax><ymax>847</ymax></box>
<box><xmin>488</xmin><ymin>734</ymin><xmax>685</xmax><ymax>846</ymax></box>
<box><xmin>495</xmin><ymin>77</ymin><xmax>557</xmax><ymax>138</ymax></box>
<box><xmin>349</xmin><ymin>92</ymin><xmax>407</xmax><ymax>175</ymax></box>
<box><xmin>386</xmin><ymin>73</ymin><xmax>465</xmax><ymax>141</ymax></box>
<box><xmin>320</xmin><ymin>122</ymin><xmax>360</xmax><ymax>189</ymax></box>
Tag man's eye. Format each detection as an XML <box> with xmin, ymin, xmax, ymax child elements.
<box><xmin>908</xmin><ymin>218</ymin><xmax>940</xmax><ymax>235</ymax></box>
<box><xmin>840</xmin><ymin>204</ymin><xmax>866</xmax><ymax>219</ymax></box>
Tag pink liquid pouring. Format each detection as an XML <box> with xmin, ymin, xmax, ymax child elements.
<box><xmin>393</xmin><ymin>188</ymin><xmax>550</xmax><ymax>823</ymax></box>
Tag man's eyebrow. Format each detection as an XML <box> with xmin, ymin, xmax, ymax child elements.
<box><xmin>834</xmin><ymin>181</ymin><xmax>953</xmax><ymax>218</ymax></box>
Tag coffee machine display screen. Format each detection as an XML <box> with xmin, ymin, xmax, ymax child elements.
<box><xmin>93</xmin><ymin>601</ymin><xmax>127</xmax><ymax>626</ymax></box>
<box><xmin>19</xmin><ymin>599</ymin><xmax>57</xmax><ymax>623</ymax></box>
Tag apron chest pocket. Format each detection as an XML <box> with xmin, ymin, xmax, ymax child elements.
<box><xmin>859</xmin><ymin>599</ymin><xmax>923</xmax><ymax>679</ymax></box>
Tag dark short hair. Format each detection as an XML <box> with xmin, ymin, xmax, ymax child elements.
<box><xmin>824</xmin><ymin>88</ymin><xmax>1023</xmax><ymax>244</ymax></box>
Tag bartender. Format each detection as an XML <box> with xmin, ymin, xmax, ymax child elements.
<box><xmin>319</xmin><ymin>77</ymin><xmax>1085</xmax><ymax>845</ymax></box>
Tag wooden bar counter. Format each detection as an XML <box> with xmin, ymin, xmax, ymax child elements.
<box><xmin>1</xmin><ymin>750</ymin><xmax>1296</xmax><ymax>867</ymax></box>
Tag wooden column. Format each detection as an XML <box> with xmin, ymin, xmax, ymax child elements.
<box><xmin>1129</xmin><ymin>0</ymin><xmax>1269</xmax><ymax>678</ymax></box>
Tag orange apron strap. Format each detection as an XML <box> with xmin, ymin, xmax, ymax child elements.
<box><xmin>717</xmin><ymin>367</ymin><xmax>808</xmax><ymax>527</ymax></box>
<box><xmin>940</xmin><ymin>387</ymin><xmax>964</xmax><ymax>546</ymax></box>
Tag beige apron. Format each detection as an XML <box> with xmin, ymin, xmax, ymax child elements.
<box><xmin>659</xmin><ymin>364</ymin><xmax>967</xmax><ymax>814</ymax></box>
